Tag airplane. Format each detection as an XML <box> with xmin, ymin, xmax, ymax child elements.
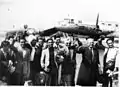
<box><xmin>4</xmin><ymin>14</ymin><xmax>118</xmax><ymax>41</ymax></box>
<box><xmin>40</xmin><ymin>14</ymin><xmax>118</xmax><ymax>40</ymax></box>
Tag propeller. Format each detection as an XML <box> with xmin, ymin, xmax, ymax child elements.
<box><xmin>96</xmin><ymin>13</ymin><xmax>99</xmax><ymax>29</ymax></box>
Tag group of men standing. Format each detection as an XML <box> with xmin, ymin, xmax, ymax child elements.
<box><xmin>0</xmin><ymin>30</ymin><xmax>119</xmax><ymax>87</ymax></box>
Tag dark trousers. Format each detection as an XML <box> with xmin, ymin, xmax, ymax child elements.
<box><xmin>61</xmin><ymin>74</ymin><xmax>72</xmax><ymax>86</ymax></box>
<box><xmin>102</xmin><ymin>74</ymin><xmax>112</xmax><ymax>87</ymax></box>
<box><xmin>0</xmin><ymin>64</ymin><xmax>23</xmax><ymax>85</ymax></box>
<box><xmin>46</xmin><ymin>72</ymin><xmax>58</xmax><ymax>86</ymax></box>
<box><xmin>46</xmin><ymin>67</ymin><xmax>58</xmax><ymax>86</ymax></box>
<box><xmin>8</xmin><ymin>72</ymin><xmax>22</xmax><ymax>85</ymax></box>
<box><xmin>71</xmin><ymin>69</ymin><xmax>76</xmax><ymax>86</ymax></box>
<box><xmin>30</xmin><ymin>62</ymin><xmax>35</xmax><ymax>82</ymax></box>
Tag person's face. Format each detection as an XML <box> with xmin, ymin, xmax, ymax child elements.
<box><xmin>38</xmin><ymin>39</ymin><xmax>43</xmax><ymax>46</ymax></box>
<box><xmin>107</xmin><ymin>40</ymin><xmax>114</xmax><ymax>48</ymax></box>
<box><xmin>73</xmin><ymin>40</ymin><xmax>79</xmax><ymax>47</ymax></box>
<box><xmin>65</xmin><ymin>42</ymin><xmax>69</xmax><ymax>47</ymax></box>
<box><xmin>20</xmin><ymin>39</ymin><xmax>25</xmax><ymax>48</ymax></box>
<box><xmin>87</xmin><ymin>38</ymin><xmax>94</xmax><ymax>47</ymax></box>
<box><xmin>114</xmin><ymin>39</ymin><xmax>119</xmax><ymax>47</ymax></box>
<box><xmin>3</xmin><ymin>46</ymin><xmax>9</xmax><ymax>52</ymax></box>
<box><xmin>56</xmin><ymin>41</ymin><xmax>60</xmax><ymax>46</ymax></box>
<box><xmin>16</xmin><ymin>36</ymin><xmax>20</xmax><ymax>41</ymax></box>
<box><xmin>48</xmin><ymin>40</ymin><xmax>53</xmax><ymax>48</ymax></box>
<box><xmin>9</xmin><ymin>38</ymin><xmax>14</xmax><ymax>45</ymax></box>
<box><xmin>56</xmin><ymin>38</ymin><xmax>60</xmax><ymax>45</ymax></box>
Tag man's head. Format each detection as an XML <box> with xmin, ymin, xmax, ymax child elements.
<box><xmin>31</xmin><ymin>39</ymin><xmax>37</xmax><ymax>47</ymax></box>
<box><xmin>1</xmin><ymin>40</ymin><xmax>10</xmax><ymax>52</ymax></box>
<box><xmin>20</xmin><ymin>38</ymin><xmax>26</xmax><ymax>48</ymax></box>
<box><xmin>106</xmin><ymin>38</ymin><xmax>114</xmax><ymax>48</ymax></box>
<box><xmin>87</xmin><ymin>38</ymin><xmax>94</xmax><ymax>47</ymax></box>
<box><xmin>37</xmin><ymin>37</ymin><xmax>43</xmax><ymax>46</ymax></box>
<box><xmin>64</xmin><ymin>38</ymin><xmax>70</xmax><ymax>47</ymax></box>
<box><xmin>8</xmin><ymin>36</ymin><xmax>14</xmax><ymax>45</ymax></box>
<box><xmin>47</xmin><ymin>38</ymin><xmax>54</xmax><ymax>48</ymax></box>
<box><xmin>65</xmin><ymin>41</ymin><xmax>70</xmax><ymax>47</ymax></box>
<box><xmin>56</xmin><ymin>38</ymin><xmax>61</xmax><ymax>46</ymax></box>
<box><xmin>73</xmin><ymin>38</ymin><xmax>82</xmax><ymax>47</ymax></box>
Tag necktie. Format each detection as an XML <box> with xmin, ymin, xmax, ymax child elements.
<box><xmin>103</xmin><ymin>48</ymin><xmax>109</xmax><ymax>71</ymax></box>
<box><xmin>89</xmin><ymin>47</ymin><xmax>93</xmax><ymax>62</ymax></box>
<box><xmin>30</xmin><ymin>47</ymin><xmax>35</xmax><ymax>61</ymax></box>
<box><xmin>91</xmin><ymin>48</ymin><xmax>94</xmax><ymax>62</ymax></box>
<box><xmin>5</xmin><ymin>52</ymin><xmax>9</xmax><ymax>60</ymax></box>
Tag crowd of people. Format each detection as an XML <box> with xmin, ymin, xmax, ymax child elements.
<box><xmin>0</xmin><ymin>28</ymin><xmax>119</xmax><ymax>87</ymax></box>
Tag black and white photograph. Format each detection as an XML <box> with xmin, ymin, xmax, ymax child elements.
<box><xmin>0</xmin><ymin>0</ymin><xmax>119</xmax><ymax>86</ymax></box>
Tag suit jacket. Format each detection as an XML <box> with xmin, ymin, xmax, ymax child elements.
<box><xmin>61</xmin><ymin>47</ymin><xmax>75</xmax><ymax>75</ymax></box>
<box><xmin>0</xmin><ymin>48</ymin><xmax>16</xmax><ymax>78</ymax></box>
<box><xmin>76</xmin><ymin>46</ymin><xmax>100</xmax><ymax>86</ymax></box>
<box><xmin>77</xmin><ymin>46</ymin><xmax>100</xmax><ymax>65</ymax></box>
<box><xmin>16</xmin><ymin>47</ymin><xmax>30</xmax><ymax>80</ymax></box>
<box><xmin>33</xmin><ymin>46</ymin><xmax>42</xmax><ymax>72</ymax></box>
<box><xmin>41</xmin><ymin>48</ymin><xmax>58</xmax><ymax>69</ymax></box>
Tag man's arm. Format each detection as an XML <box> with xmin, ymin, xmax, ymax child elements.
<box><xmin>0</xmin><ymin>50</ymin><xmax>8</xmax><ymax>67</ymax></box>
<box><xmin>44</xmin><ymin>49</ymin><xmax>49</xmax><ymax>68</ymax></box>
<box><xmin>96</xmin><ymin>49</ymin><xmax>100</xmax><ymax>64</ymax></box>
<box><xmin>10</xmin><ymin>45</ymin><xmax>18</xmax><ymax>53</ymax></box>
<box><xmin>95</xmin><ymin>39</ymin><xmax>105</xmax><ymax>50</ymax></box>
<box><xmin>76</xmin><ymin>46</ymin><xmax>85</xmax><ymax>53</ymax></box>
<box><xmin>40</xmin><ymin>50</ymin><xmax>45</xmax><ymax>68</ymax></box>
<box><xmin>114</xmin><ymin>49</ymin><xmax>119</xmax><ymax>71</ymax></box>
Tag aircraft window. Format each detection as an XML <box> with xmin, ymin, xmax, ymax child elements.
<box><xmin>102</xmin><ymin>23</ymin><xmax>105</xmax><ymax>25</ymax></box>
<box><xmin>71</xmin><ymin>19</ymin><xmax>74</xmax><ymax>24</ymax></box>
<box><xmin>108</xmin><ymin>24</ymin><xmax>111</xmax><ymax>26</ymax></box>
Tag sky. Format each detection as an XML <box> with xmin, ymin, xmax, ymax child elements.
<box><xmin>0</xmin><ymin>0</ymin><xmax>120</xmax><ymax>31</ymax></box>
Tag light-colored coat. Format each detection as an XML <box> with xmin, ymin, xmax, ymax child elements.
<box><xmin>17</xmin><ymin>47</ymin><xmax>30</xmax><ymax>80</ymax></box>
<box><xmin>41</xmin><ymin>48</ymin><xmax>58</xmax><ymax>69</ymax></box>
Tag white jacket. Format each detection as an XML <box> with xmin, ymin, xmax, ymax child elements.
<box><xmin>40</xmin><ymin>48</ymin><xmax>58</xmax><ymax>69</ymax></box>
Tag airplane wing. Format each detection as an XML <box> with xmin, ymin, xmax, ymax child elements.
<box><xmin>40</xmin><ymin>26</ymin><xmax>115</xmax><ymax>40</ymax></box>
<box><xmin>6</xmin><ymin>29</ymin><xmax>26</xmax><ymax>39</ymax></box>
<box><xmin>39</xmin><ymin>27</ymin><xmax>58</xmax><ymax>36</ymax></box>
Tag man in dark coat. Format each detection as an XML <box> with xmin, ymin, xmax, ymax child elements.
<box><xmin>34</xmin><ymin>37</ymin><xmax>44</xmax><ymax>73</ymax></box>
<box><xmin>76</xmin><ymin>38</ymin><xmax>100</xmax><ymax>86</ymax></box>
<box><xmin>41</xmin><ymin>38</ymin><xmax>58</xmax><ymax>86</ymax></box>
<box><xmin>0</xmin><ymin>41</ymin><xmax>17</xmax><ymax>85</ymax></box>
<box><xmin>30</xmin><ymin>38</ymin><xmax>43</xmax><ymax>85</ymax></box>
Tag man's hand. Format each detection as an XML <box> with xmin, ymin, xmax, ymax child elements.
<box><xmin>106</xmin><ymin>69</ymin><xmax>111</xmax><ymax>74</ymax></box>
<box><xmin>108</xmin><ymin>71</ymin><xmax>114</xmax><ymax>77</ymax></box>
<box><xmin>9</xmin><ymin>66</ymin><xmax>16</xmax><ymax>73</ymax></box>
<box><xmin>41</xmin><ymin>64</ymin><xmax>45</xmax><ymax>69</ymax></box>
<box><xmin>56</xmin><ymin>55</ymin><xmax>64</xmax><ymax>63</ymax></box>
<box><xmin>98</xmin><ymin>65</ymin><xmax>103</xmax><ymax>74</ymax></box>
<box><xmin>114</xmin><ymin>67</ymin><xmax>118</xmax><ymax>72</ymax></box>
<box><xmin>106</xmin><ymin>70</ymin><xmax>114</xmax><ymax>77</ymax></box>
<box><xmin>44</xmin><ymin>67</ymin><xmax>50</xmax><ymax>72</ymax></box>
<box><xmin>8</xmin><ymin>60</ymin><xmax>13</xmax><ymax>66</ymax></box>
